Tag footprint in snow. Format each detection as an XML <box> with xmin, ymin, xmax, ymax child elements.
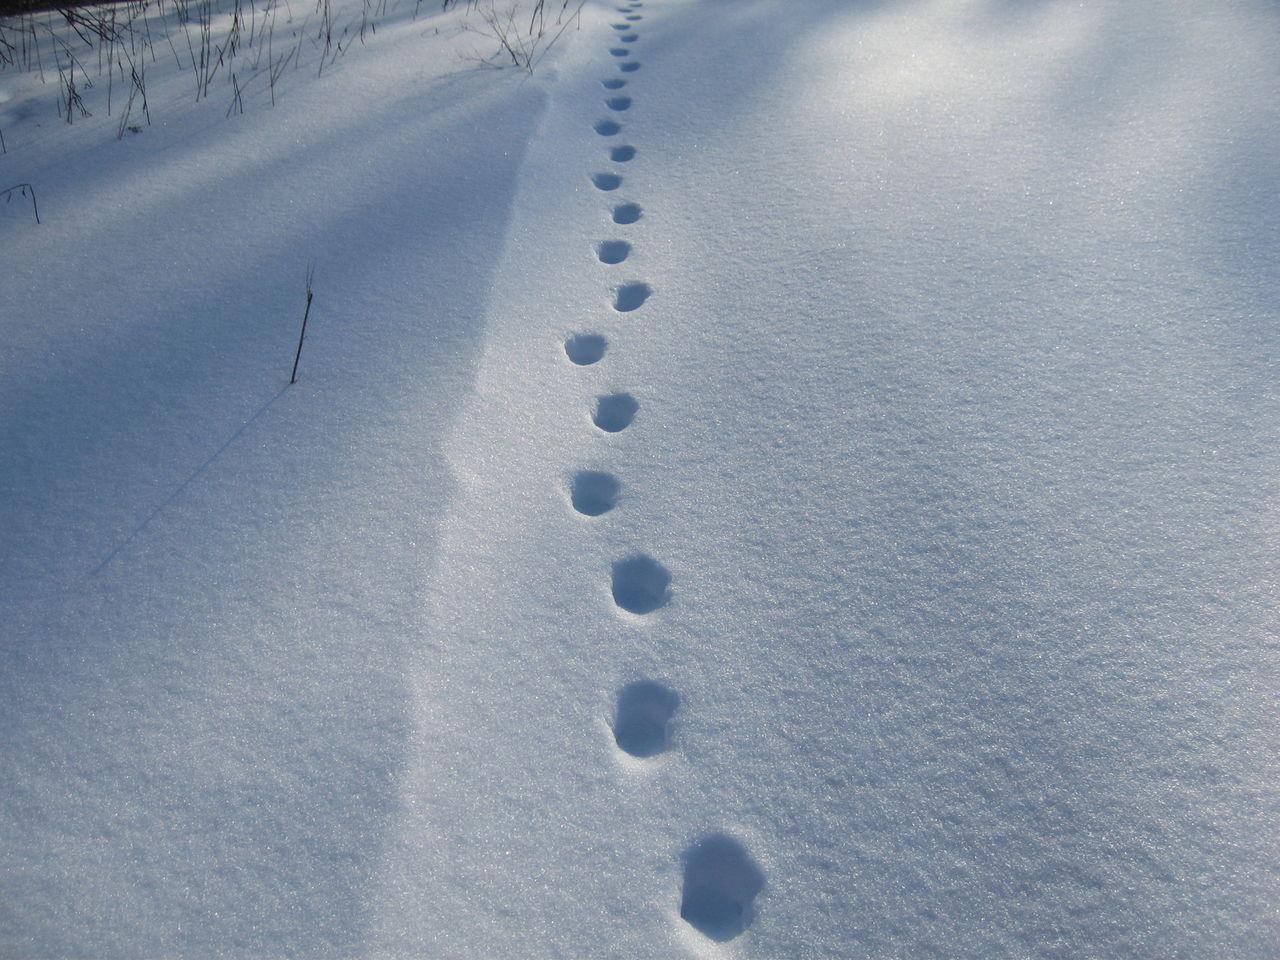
<box><xmin>621</xmin><ymin>34</ymin><xmax>639</xmax><ymax>42</ymax></box>
<box><xmin>594</xmin><ymin>119</ymin><xmax>622</xmax><ymax>136</ymax></box>
<box><xmin>625</xmin><ymin>13</ymin><xmax>641</xmax><ymax>20</ymax></box>
<box><xmin>611</xmin><ymin>553</ymin><xmax>670</xmax><ymax>614</ymax></box>
<box><xmin>610</xmin><ymin>145</ymin><xmax>636</xmax><ymax>162</ymax></box>
<box><xmin>612</xmin><ymin>22</ymin><xmax>628</xmax><ymax>29</ymax></box>
<box><xmin>619</xmin><ymin>61</ymin><xmax>640</xmax><ymax>73</ymax></box>
<box><xmin>680</xmin><ymin>835</ymin><xmax>765</xmax><ymax>943</ymax></box>
<box><xmin>593</xmin><ymin>392</ymin><xmax>639</xmax><ymax>433</ymax></box>
<box><xmin>614</xmin><ymin>281</ymin><xmax>651</xmax><ymax>312</ymax></box>
<box><xmin>597</xmin><ymin>240</ymin><xmax>631</xmax><ymax>264</ymax></box>
<box><xmin>571</xmin><ymin>470</ymin><xmax>620</xmax><ymax>516</ymax></box>
<box><xmin>565</xmin><ymin>333</ymin><xmax>606</xmax><ymax>365</ymax></box>
<box><xmin>613</xmin><ymin>681</ymin><xmax>678</xmax><ymax>757</ymax></box>
<box><xmin>602</xmin><ymin>78</ymin><xmax>626</xmax><ymax>89</ymax></box>
<box><xmin>606</xmin><ymin>96</ymin><xmax>632</xmax><ymax>112</ymax></box>
<box><xmin>592</xmin><ymin>172</ymin><xmax>623</xmax><ymax>191</ymax></box>
<box><xmin>612</xmin><ymin>202</ymin><xmax>642</xmax><ymax>225</ymax></box>
<box><xmin>610</xmin><ymin>48</ymin><xmax>630</xmax><ymax>57</ymax></box>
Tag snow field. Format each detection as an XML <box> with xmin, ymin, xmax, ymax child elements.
<box><xmin>2</xmin><ymin>0</ymin><xmax>1278</xmax><ymax>956</ymax></box>
<box><xmin>1</xmin><ymin>4</ymin><xmax>552</xmax><ymax>954</ymax></box>
<box><xmin>373</xmin><ymin>0</ymin><xmax>1280</xmax><ymax>956</ymax></box>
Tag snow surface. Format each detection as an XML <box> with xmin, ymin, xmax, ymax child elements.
<box><xmin>3</xmin><ymin>0</ymin><xmax>1280</xmax><ymax>956</ymax></box>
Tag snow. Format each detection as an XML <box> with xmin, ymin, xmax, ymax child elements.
<box><xmin>3</xmin><ymin>0</ymin><xmax>1280</xmax><ymax>956</ymax></box>
<box><xmin>1</xmin><ymin>4</ymin><xmax>547</xmax><ymax>953</ymax></box>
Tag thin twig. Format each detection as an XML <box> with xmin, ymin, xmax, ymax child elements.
<box><xmin>290</xmin><ymin>263</ymin><xmax>315</xmax><ymax>384</ymax></box>
<box><xmin>2</xmin><ymin>182</ymin><xmax>41</xmax><ymax>224</ymax></box>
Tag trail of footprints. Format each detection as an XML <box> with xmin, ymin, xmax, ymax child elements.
<box><xmin>560</xmin><ymin>4</ymin><xmax>765</xmax><ymax>944</ymax></box>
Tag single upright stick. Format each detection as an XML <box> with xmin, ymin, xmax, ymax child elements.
<box><xmin>290</xmin><ymin>264</ymin><xmax>314</xmax><ymax>384</ymax></box>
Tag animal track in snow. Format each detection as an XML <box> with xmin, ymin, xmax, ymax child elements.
<box><xmin>571</xmin><ymin>471</ymin><xmax>620</xmax><ymax>516</ymax></box>
<box><xmin>613</xmin><ymin>681</ymin><xmax>678</xmax><ymax>757</ymax></box>
<box><xmin>612</xmin><ymin>202</ymin><xmax>642</xmax><ymax>225</ymax></box>
<box><xmin>611</xmin><ymin>554</ymin><xmax>670</xmax><ymax>614</ymax></box>
<box><xmin>621</xmin><ymin>33</ymin><xmax>639</xmax><ymax>42</ymax></box>
<box><xmin>593</xmin><ymin>392</ymin><xmax>639</xmax><ymax>433</ymax></box>
<box><xmin>619</xmin><ymin>61</ymin><xmax>640</xmax><ymax>73</ymax></box>
<box><xmin>595</xmin><ymin>119</ymin><xmax>622</xmax><ymax>136</ymax></box>
<box><xmin>625</xmin><ymin>13</ymin><xmax>641</xmax><ymax>20</ymax></box>
<box><xmin>565</xmin><ymin>333</ymin><xmax>606</xmax><ymax>365</ymax></box>
<box><xmin>610</xmin><ymin>48</ymin><xmax>631</xmax><ymax>57</ymax></box>
<box><xmin>610</xmin><ymin>145</ymin><xmax>636</xmax><ymax>162</ymax></box>
<box><xmin>602</xmin><ymin>78</ymin><xmax>626</xmax><ymax>89</ymax></box>
<box><xmin>606</xmin><ymin>96</ymin><xmax>632</xmax><ymax>112</ymax></box>
<box><xmin>597</xmin><ymin>240</ymin><xmax>631</xmax><ymax>264</ymax></box>
<box><xmin>611</xmin><ymin>22</ymin><xmax>628</xmax><ymax>29</ymax></box>
<box><xmin>680</xmin><ymin>835</ymin><xmax>765</xmax><ymax>943</ymax></box>
<box><xmin>592</xmin><ymin>173</ymin><xmax>623</xmax><ymax>191</ymax></box>
<box><xmin>614</xmin><ymin>282</ymin><xmax>651</xmax><ymax>312</ymax></box>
